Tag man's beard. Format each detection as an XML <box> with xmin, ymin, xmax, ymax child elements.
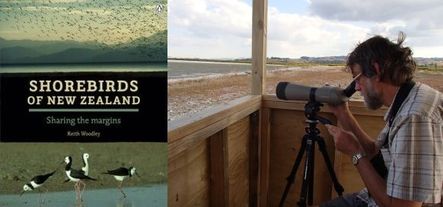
<box><xmin>363</xmin><ymin>82</ymin><xmax>383</xmax><ymax>110</ymax></box>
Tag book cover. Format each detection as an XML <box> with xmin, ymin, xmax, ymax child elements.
<box><xmin>0</xmin><ymin>0</ymin><xmax>167</xmax><ymax>206</ymax></box>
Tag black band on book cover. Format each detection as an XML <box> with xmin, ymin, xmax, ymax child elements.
<box><xmin>0</xmin><ymin>72</ymin><xmax>167</xmax><ymax>142</ymax></box>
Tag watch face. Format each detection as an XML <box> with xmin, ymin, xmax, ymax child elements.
<box><xmin>352</xmin><ymin>153</ymin><xmax>362</xmax><ymax>165</ymax></box>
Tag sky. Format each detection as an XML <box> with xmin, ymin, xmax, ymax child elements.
<box><xmin>168</xmin><ymin>0</ymin><xmax>443</xmax><ymax>59</ymax></box>
<box><xmin>0</xmin><ymin>0</ymin><xmax>166</xmax><ymax>44</ymax></box>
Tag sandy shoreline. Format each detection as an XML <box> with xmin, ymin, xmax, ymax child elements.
<box><xmin>168</xmin><ymin>66</ymin><xmax>350</xmax><ymax>121</ymax></box>
<box><xmin>168</xmin><ymin>65</ymin><xmax>443</xmax><ymax>121</ymax></box>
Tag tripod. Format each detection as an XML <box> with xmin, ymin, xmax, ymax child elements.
<box><xmin>279</xmin><ymin>100</ymin><xmax>344</xmax><ymax>207</ymax></box>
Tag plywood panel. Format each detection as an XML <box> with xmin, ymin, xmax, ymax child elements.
<box><xmin>168</xmin><ymin>139</ymin><xmax>210</xmax><ymax>207</ymax></box>
<box><xmin>268</xmin><ymin>109</ymin><xmax>337</xmax><ymax>207</ymax></box>
<box><xmin>227</xmin><ymin>117</ymin><xmax>251</xmax><ymax>207</ymax></box>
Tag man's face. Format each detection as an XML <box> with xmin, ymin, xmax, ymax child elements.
<box><xmin>351</xmin><ymin>64</ymin><xmax>383</xmax><ymax>110</ymax></box>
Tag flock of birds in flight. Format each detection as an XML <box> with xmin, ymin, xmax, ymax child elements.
<box><xmin>0</xmin><ymin>0</ymin><xmax>166</xmax><ymax>47</ymax></box>
<box><xmin>20</xmin><ymin>153</ymin><xmax>139</xmax><ymax>204</ymax></box>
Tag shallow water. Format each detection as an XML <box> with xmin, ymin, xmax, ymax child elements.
<box><xmin>168</xmin><ymin>60</ymin><xmax>284</xmax><ymax>79</ymax></box>
<box><xmin>0</xmin><ymin>185</ymin><xmax>166</xmax><ymax>207</ymax></box>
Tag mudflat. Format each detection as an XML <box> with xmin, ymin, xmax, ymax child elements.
<box><xmin>168</xmin><ymin>66</ymin><xmax>443</xmax><ymax>121</ymax></box>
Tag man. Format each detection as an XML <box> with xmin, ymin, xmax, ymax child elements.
<box><xmin>321</xmin><ymin>33</ymin><xmax>443</xmax><ymax>207</ymax></box>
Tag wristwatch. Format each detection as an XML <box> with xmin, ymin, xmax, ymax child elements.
<box><xmin>352</xmin><ymin>152</ymin><xmax>366</xmax><ymax>166</ymax></box>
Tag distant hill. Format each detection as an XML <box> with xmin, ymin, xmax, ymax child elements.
<box><xmin>239</xmin><ymin>56</ymin><xmax>443</xmax><ymax>66</ymax></box>
<box><xmin>25</xmin><ymin>48</ymin><xmax>104</xmax><ymax>64</ymax></box>
<box><xmin>0</xmin><ymin>30</ymin><xmax>167</xmax><ymax>65</ymax></box>
<box><xmin>170</xmin><ymin>55</ymin><xmax>443</xmax><ymax>68</ymax></box>
<box><xmin>0</xmin><ymin>46</ymin><xmax>43</xmax><ymax>61</ymax></box>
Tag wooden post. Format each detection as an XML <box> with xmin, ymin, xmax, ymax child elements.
<box><xmin>252</xmin><ymin>0</ymin><xmax>268</xmax><ymax>205</ymax></box>
<box><xmin>210</xmin><ymin>130</ymin><xmax>229</xmax><ymax>207</ymax></box>
<box><xmin>259</xmin><ymin>108</ymin><xmax>271</xmax><ymax>207</ymax></box>
<box><xmin>251</xmin><ymin>0</ymin><xmax>268</xmax><ymax>95</ymax></box>
<box><xmin>249</xmin><ymin>111</ymin><xmax>260</xmax><ymax>206</ymax></box>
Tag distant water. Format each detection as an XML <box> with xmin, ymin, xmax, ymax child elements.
<box><xmin>168</xmin><ymin>60</ymin><xmax>285</xmax><ymax>79</ymax></box>
<box><xmin>0</xmin><ymin>184</ymin><xmax>166</xmax><ymax>207</ymax></box>
<box><xmin>0</xmin><ymin>61</ymin><xmax>284</xmax><ymax>79</ymax></box>
<box><xmin>0</xmin><ymin>63</ymin><xmax>167</xmax><ymax>73</ymax></box>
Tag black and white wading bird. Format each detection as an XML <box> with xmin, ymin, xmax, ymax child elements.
<box><xmin>20</xmin><ymin>170</ymin><xmax>56</xmax><ymax>205</ymax></box>
<box><xmin>20</xmin><ymin>170</ymin><xmax>56</xmax><ymax>195</ymax></box>
<box><xmin>64</xmin><ymin>156</ymin><xmax>96</xmax><ymax>201</ymax></box>
<box><xmin>81</xmin><ymin>153</ymin><xmax>90</xmax><ymax>176</ymax></box>
<box><xmin>103</xmin><ymin>167</ymin><xmax>139</xmax><ymax>198</ymax></box>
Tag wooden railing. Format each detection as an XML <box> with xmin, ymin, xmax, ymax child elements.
<box><xmin>168</xmin><ymin>95</ymin><xmax>387</xmax><ymax>206</ymax></box>
<box><xmin>168</xmin><ymin>95</ymin><xmax>261</xmax><ymax>207</ymax></box>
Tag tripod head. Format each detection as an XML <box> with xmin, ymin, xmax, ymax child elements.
<box><xmin>304</xmin><ymin>89</ymin><xmax>332</xmax><ymax>126</ymax></box>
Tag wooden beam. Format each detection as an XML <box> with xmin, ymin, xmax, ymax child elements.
<box><xmin>168</xmin><ymin>96</ymin><xmax>261</xmax><ymax>160</ymax></box>
<box><xmin>169</xmin><ymin>95</ymin><xmax>261</xmax><ymax>143</ymax></box>
<box><xmin>259</xmin><ymin>108</ymin><xmax>271</xmax><ymax>207</ymax></box>
<box><xmin>249</xmin><ymin>111</ymin><xmax>260</xmax><ymax>206</ymax></box>
<box><xmin>251</xmin><ymin>0</ymin><xmax>268</xmax><ymax>95</ymax></box>
<box><xmin>210</xmin><ymin>130</ymin><xmax>229</xmax><ymax>207</ymax></box>
<box><xmin>261</xmin><ymin>95</ymin><xmax>388</xmax><ymax>116</ymax></box>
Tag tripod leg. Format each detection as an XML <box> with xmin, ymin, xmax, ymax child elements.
<box><xmin>297</xmin><ymin>139</ymin><xmax>314</xmax><ymax>207</ymax></box>
<box><xmin>317</xmin><ymin>137</ymin><xmax>344</xmax><ymax>196</ymax></box>
<box><xmin>308</xmin><ymin>141</ymin><xmax>315</xmax><ymax>206</ymax></box>
<box><xmin>279</xmin><ymin>135</ymin><xmax>308</xmax><ymax>207</ymax></box>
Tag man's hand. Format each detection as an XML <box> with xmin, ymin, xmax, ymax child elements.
<box><xmin>325</xmin><ymin>124</ymin><xmax>363</xmax><ymax>156</ymax></box>
<box><xmin>327</xmin><ymin>102</ymin><xmax>350</xmax><ymax>117</ymax></box>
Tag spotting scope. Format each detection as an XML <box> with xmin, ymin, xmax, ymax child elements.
<box><xmin>276</xmin><ymin>81</ymin><xmax>357</xmax><ymax>105</ymax></box>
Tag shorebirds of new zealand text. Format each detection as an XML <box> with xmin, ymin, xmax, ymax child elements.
<box><xmin>64</xmin><ymin>156</ymin><xmax>96</xmax><ymax>202</ymax></box>
<box><xmin>20</xmin><ymin>170</ymin><xmax>56</xmax><ymax>204</ymax></box>
<box><xmin>103</xmin><ymin>167</ymin><xmax>138</xmax><ymax>198</ymax></box>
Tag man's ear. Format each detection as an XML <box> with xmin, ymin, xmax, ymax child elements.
<box><xmin>372</xmin><ymin>62</ymin><xmax>382</xmax><ymax>81</ymax></box>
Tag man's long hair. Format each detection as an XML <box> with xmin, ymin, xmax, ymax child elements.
<box><xmin>347</xmin><ymin>32</ymin><xmax>416</xmax><ymax>86</ymax></box>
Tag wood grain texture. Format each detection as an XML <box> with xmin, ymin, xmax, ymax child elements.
<box><xmin>168</xmin><ymin>139</ymin><xmax>210</xmax><ymax>207</ymax></box>
<box><xmin>210</xmin><ymin>131</ymin><xmax>229</xmax><ymax>207</ymax></box>
<box><xmin>227</xmin><ymin>117</ymin><xmax>251</xmax><ymax>206</ymax></box>
<box><xmin>251</xmin><ymin>0</ymin><xmax>268</xmax><ymax>95</ymax></box>
<box><xmin>259</xmin><ymin>108</ymin><xmax>271</xmax><ymax>207</ymax></box>
<box><xmin>169</xmin><ymin>96</ymin><xmax>261</xmax><ymax>143</ymax></box>
<box><xmin>169</xmin><ymin>96</ymin><xmax>261</xmax><ymax>160</ymax></box>
<box><xmin>167</xmin><ymin>94</ymin><xmax>387</xmax><ymax>206</ymax></box>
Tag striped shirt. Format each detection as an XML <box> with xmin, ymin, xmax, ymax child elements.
<box><xmin>368</xmin><ymin>83</ymin><xmax>443</xmax><ymax>206</ymax></box>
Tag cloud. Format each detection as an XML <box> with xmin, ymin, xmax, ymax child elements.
<box><xmin>168</xmin><ymin>0</ymin><xmax>442</xmax><ymax>58</ymax></box>
<box><xmin>169</xmin><ymin>0</ymin><xmax>368</xmax><ymax>58</ymax></box>
<box><xmin>307</xmin><ymin>0</ymin><xmax>443</xmax><ymax>52</ymax></box>
<box><xmin>310</xmin><ymin>1</ymin><xmax>440</xmax><ymax>21</ymax></box>
<box><xmin>267</xmin><ymin>7</ymin><xmax>369</xmax><ymax>57</ymax></box>
<box><xmin>168</xmin><ymin>0</ymin><xmax>252</xmax><ymax>58</ymax></box>
<box><xmin>309</xmin><ymin>0</ymin><xmax>443</xmax><ymax>33</ymax></box>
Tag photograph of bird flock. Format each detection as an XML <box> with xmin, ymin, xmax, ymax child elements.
<box><xmin>0</xmin><ymin>0</ymin><xmax>166</xmax><ymax>67</ymax></box>
<box><xmin>0</xmin><ymin>0</ymin><xmax>168</xmax><ymax>206</ymax></box>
